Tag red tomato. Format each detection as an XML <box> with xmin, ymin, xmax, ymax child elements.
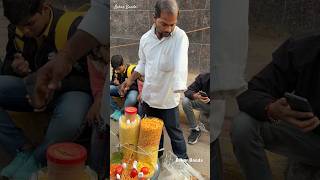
<box><xmin>130</xmin><ymin>168</ymin><xmax>138</xmax><ymax>178</ymax></box>
<box><xmin>140</xmin><ymin>167</ymin><xmax>149</xmax><ymax>175</ymax></box>
<box><xmin>115</xmin><ymin>165</ymin><xmax>123</xmax><ymax>175</ymax></box>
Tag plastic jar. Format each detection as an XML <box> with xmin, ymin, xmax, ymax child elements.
<box><xmin>125</xmin><ymin>107</ymin><xmax>137</xmax><ymax>122</ymax></box>
<box><xmin>47</xmin><ymin>143</ymin><xmax>87</xmax><ymax>180</ymax></box>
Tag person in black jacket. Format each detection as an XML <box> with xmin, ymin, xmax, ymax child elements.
<box><xmin>232</xmin><ymin>33</ymin><xmax>320</xmax><ymax>180</ymax></box>
<box><xmin>182</xmin><ymin>73</ymin><xmax>210</xmax><ymax>144</ymax></box>
<box><xmin>0</xmin><ymin>1</ymin><xmax>92</xmax><ymax>179</ymax></box>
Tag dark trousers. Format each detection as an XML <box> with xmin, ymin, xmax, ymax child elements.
<box><xmin>142</xmin><ymin>102</ymin><xmax>188</xmax><ymax>159</ymax></box>
<box><xmin>211</xmin><ymin>139</ymin><xmax>223</xmax><ymax>180</ymax></box>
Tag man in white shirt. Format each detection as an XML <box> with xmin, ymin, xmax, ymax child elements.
<box><xmin>121</xmin><ymin>0</ymin><xmax>189</xmax><ymax>159</ymax></box>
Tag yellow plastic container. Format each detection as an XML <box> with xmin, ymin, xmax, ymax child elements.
<box><xmin>119</xmin><ymin>107</ymin><xmax>140</xmax><ymax>160</ymax></box>
<box><xmin>137</xmin><ymin>117</ymin><xmax>163</xmax><ymax>177</ymax></box>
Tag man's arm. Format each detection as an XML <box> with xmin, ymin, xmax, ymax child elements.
<box><xmin>58</xmin><ymin>30</ymin><xmax>101</xmax><ymax>66</ymax></box>
<box><xmin>134</xmin><ymin>38</ymin><xmax>147</xmax><ymax>77</ymax></box>
<box><xmin>121</xmin><ymin>38</ymin><xmax>146</xmax><ymax>93</ymax></box>
<box><xmin>237</xmin><ymin>39</ymin><xmax>296</xmax><ymax>121</ymax></box>
<box><xmin>184</xmin><ymin>75</ymin><xmax>202</xmax><ymax>100</ymax></box>
<box><xmin>31</xmin><ymin>0</ymin><xmax>108</xmax><ymax>110</ymax></box>
<box><xmin>110</xmin><ymin>70</ymin><xmax>117</xmax><ymax>85</ymax></box>
<box><xmin>2</xmin><ymin>24</ymin><xmax>19</xmax><ymax>75</ymax></box>
<box><xmin>45</xmin><ymin>0</ymin><xmax>109</xmax><ymax>89</ymax></box>
<box><xmin>78</xmin><ymin>0</ymin><xmax>108</xmax><ymax>45</ymax></box>
<box><xmin>173</xmin><ymin>32</ymin><xmax>189</xmax><ymax>93</ymax></box>
<box><xmin>87</xmin><ymin>59</ymin><xmax>105</xmax><ymax>100</ymax></box>
<box><xmin>127</xmin><ymin>71</ymin><xmax>141</xmax><ymax>83</ymax></box>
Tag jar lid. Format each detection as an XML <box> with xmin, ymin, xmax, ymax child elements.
<box><xmin>125</xmin><ymin>107</ymin><xmax>137</xmax><ymax>115</ymax></box>
<box><xmin>47</xmin><ymin>143</ymin><xmax>87</xmax><ymax>165</ymax></box>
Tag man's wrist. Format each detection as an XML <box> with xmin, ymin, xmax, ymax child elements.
<box><xmin>58</xmin><ymin>49</ymin><xmax>76</xmax><ymax>65</ymax></box>
<box><xmin>94</xmin><ymin>92</ymin><xmax>103</xmax><ymax>101</ymax></box>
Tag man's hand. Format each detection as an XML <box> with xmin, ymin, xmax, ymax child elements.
<box><xmin>120</xmin><ymin>78</ymin><xmax>133</xmax><ymax>97</ymax></box>
<box><xmin>11</xmin><ymin>53</ymin><xmax>31</xmax><ymax>76</ymax></box>
<box><xmin>137</xmin><ymin>94</ymin><xmax>142</xmax><ymax>103</ymax></box>
<box><xmin>31</xmin><ymin>52</ymin><xmax>72</xmax><ymax>110</ymax></box>
<box><xmin>113</xmin><ymin>78</ymin><xmax>120</xmax><ymax>86</ymax></box>
<box><xmin>193</xmin><ymin>92</ymin><xmax>210</xmax><ymax>104</ymax></box>
<box><xmin>86</xmin><ymin>94</ymin><xmax>102</xmax><ymax>126</ymax></box>
<box><xmin>268</xmin><ymin>98</ymin><xmax>320</xmax><ymax>132</ymax></box>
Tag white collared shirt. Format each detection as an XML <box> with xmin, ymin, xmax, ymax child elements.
<box><xmin>78</xmin><ymin>0</ymin><xmax>108</xmax><ymax>45</ymax></box>
<box><xmin>135</xmin><ymin>24</ymin><xmax>189</xmax><ymax>109</ymax></box>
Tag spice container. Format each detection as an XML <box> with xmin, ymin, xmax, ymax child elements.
<box><xmin>119</xmin><ymin>107</ymin><xmax>141</xmax><ymax>160</ymax></box>
<box><xmin>137</xmin><ymin>117</ymin><xmax>163</xmax><ymax>178</ymax></box>
<box><xmin>47</xmin><ymin>143</ymin><xmax>87</xmax><ymax>180</ymax></box>
<box><xmin>124</xmin><ymin>107</ymin><xmax>138</xmax><ymax>122</ymax></box>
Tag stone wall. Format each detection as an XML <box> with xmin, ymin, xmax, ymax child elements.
<box><xmin>52</xmin><ymin>0</ymin><xmax>90</xmax><ymax>10</ymax></box>
<box><xmin>250</xmin><ymin>0</ymin><xmax>320</xmax><ymax>35</ymax></box>
<box><xmin>110</xmin><ymin>0</ymin><xmax>210</xmax><ymax>74</ymax></box>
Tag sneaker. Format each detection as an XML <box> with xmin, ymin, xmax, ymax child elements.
<box><xmin>110</xmin><ymin>110</ymin><xmax>122</xmax><ymax>121</ymax></box>
<box><xmin>113</xmin><ymin>110</ymin><xmax>122</xmax><ymax>121</ymax></box>
<box><xmin>0</xmin><ymin>151</ymin><xmax>33</xmax><ymax>178</ymax></box>
<box><xmin>199</xmin><ymin>122</ymin><xmax>209</xmax><ymax>133</ymax></box>
<box><xmin>110</xmin><ymin>110</ymin><xmax>117</xmax><ymax>119</ymax></box>
<box><xmin>188</xmin><ymin>129</ymin><xmax>201</xmax><ymax>145</ymax></box>
<box><xmin>13</xmin><ymin>154</ymin><xmax>41</xmax><ymax>180</ymax></box>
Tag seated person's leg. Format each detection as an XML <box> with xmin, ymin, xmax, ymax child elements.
<box><xmin>182</xmin><ymin>97</ymin><xmax>199</xmax><ymax>129</ymax></box>
<box><xmin>232</xmin><ymin>111</ymin><xmax>320</xmax><ymax>180</ymax></box>
<box><xmin>0</xmin><ymin>76</ymin><xmax>34</xmax><ymax>178</ymax></box>
<box><xmin>231</xmin><ymin>111</ymin><xmax>273</xmax><ymax>180</ymax></box>
<box><xmin>0</xmin><ymin>76</ymin><xmax>34</xmax><ymax>111</ymax></box>
<box><xmin>13</xmin><ymin>91</ymin><xmax>92</xmax><ymax>178</ymax></box>
<box><xmin>110</xmin><ymin>85</ymin><xmax>121</xmax><ymax>120</ymax></box>
<box><xmin>124</xmin><ymin>90</ymin><xmax>138</xmax><ymax>108</ymax></box>
<box><xmin>182</xmin><ymin>97</ymin><xmax>209</xmax><ymax>144</ymax></box>
<box><xmin>199</xmin><ymin>111</ymin><xmax>210</xmax><ymax>131</ymax></box>
<box><xmin>111</xmin><ymin>89</ymin><xmax>138</xmax><ymax>121</ymax></box>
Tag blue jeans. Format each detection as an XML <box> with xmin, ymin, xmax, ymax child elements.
<box><xmin>141</xmin><ymin>102</ymin><xmax>188</xmax><ymax>159</ymax></box>
<box><xmin>0</xmin><ymin>75</ymin><xmax>92</xmax><ymax>164</ymax></box>
<box><xmin>110</xmin><ymin>85</ymin><xmax>138</xmax><ymax>112</ymax></box>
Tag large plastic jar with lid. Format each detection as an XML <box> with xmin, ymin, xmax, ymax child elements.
<box><xmin>47</xmin><ymin>143</ymin><xmax>87</xmax><ymax>180</ymax></box>
<box><xmin>124</xmin><ymin>107</ymin><xmax>138</xmax><ymax>122</ymax></box>
<box><xmin>119</xmin><ymin>107</ymin><xmax>140</xmax><ymax>160</ymax></box>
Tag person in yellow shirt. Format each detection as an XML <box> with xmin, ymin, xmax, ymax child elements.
<box><xmin>110</xmin><ymin>55</ymin><xmax>138</xmax><ymax>121</ymax></box>
<box><xmin>0</xmin><ymin>0</ymin><xmax>91</xmax><ymax>179</ymax></box>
